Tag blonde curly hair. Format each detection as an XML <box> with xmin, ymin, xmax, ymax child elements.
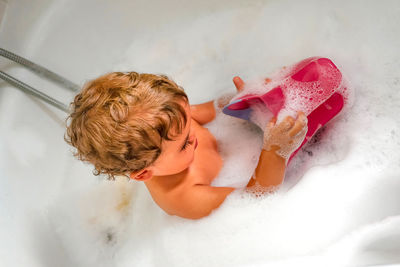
<box><xmin>64</xmin><ymin>72</ymin><xmax>188</xmax><ymax>180</ymax></box>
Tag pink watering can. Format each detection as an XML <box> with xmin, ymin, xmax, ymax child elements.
<box><xmin>223</xmin><ymin>57</ymin><xmax>347</xmax><ymax>163</ymax></box>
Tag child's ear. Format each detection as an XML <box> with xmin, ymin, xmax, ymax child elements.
<box><xmin>130</xmin><ymin>169</ymin><xmax>153</xmax><ymax>181</ymax></box>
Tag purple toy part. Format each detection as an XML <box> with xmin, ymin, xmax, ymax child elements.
<box><xmin>222</xmin><ymin>57</ymin><xmax>347</xmax><ymax>163</ymax></box>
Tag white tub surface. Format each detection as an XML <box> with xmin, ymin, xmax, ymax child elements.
<box><xmin>1</xmin><ymin>0</ymin><xmax>400</xmax><ymax>267</ymax></box>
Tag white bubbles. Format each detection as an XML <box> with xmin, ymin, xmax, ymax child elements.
<box><xmin>249</xmin><ymin>101</ymin><xmax>274</xmax><ymax>130</ymax></box>
<box><xmin>51</xmin><ymin>0</ymin><xmax>400</xmax><ymax>266</ymax></box>
<box><xmin>207</xmin><ymin>108</ymin><xmax>263</xmax><ymax>188</ymax></box>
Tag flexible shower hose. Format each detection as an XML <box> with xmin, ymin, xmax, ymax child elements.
<box><xmin>0</xmin><ymin>48</ymin><xmax>79</xmax><ymax>92</ymax></box>
<box><xmin>0</xmin><ymin>70</ymin><xmax>69</xmax><ymax>112</ymax></box>
<box><xmin>0</xmin><ymin>48</ymin><xmax>80</xmax><ymax>113</ymax></box>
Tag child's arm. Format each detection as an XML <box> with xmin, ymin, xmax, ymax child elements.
<box><xmin>246</xmin><ymin>147</ymin><xmax>286</xmax><ymax>188</ymax></box>
<box><xmin>168</xmin><ymin>185</ymin><xmax>234</xmax><ymax>219</ymax></box>
<box><xmin>247</xmin><ymin>112</ymin><xmax>308</xmax><ymax>189</ymax></box>
<box><xmin>190</xmin><ymin>101</ymin><xmax>216</xmax><ymax>125</ymax></box>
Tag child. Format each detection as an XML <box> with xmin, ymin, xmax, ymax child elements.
<box><xmin>65</xmin><ymin>72</ymin><xmax>307</xmax><ymax>219</ymax></box>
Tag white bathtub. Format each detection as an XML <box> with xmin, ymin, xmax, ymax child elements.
<box><xmin>1</xmin><ymin>0</ymin><xmax>400</xmax><ymax>267</ymax></box>
<box><xmin>0</xmin><ymin>0</ymin><xmax>96</xmax><ymax>266</ymax></box>
<box><xmin>0</xmin><ymin>1</ymin><xmax>253</xmax><ymax>266</ymax></box>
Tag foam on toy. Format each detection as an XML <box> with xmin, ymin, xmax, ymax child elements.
<box><xmin>223</xmin><ymin>57</ymin><xmax>348</xmax><ymax>163</ymax></box>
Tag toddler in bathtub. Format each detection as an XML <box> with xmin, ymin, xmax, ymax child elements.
<box><xmin>65</xmin><ymin>72</ymin><xmax>307</xmax><ymax>219</ymax></box>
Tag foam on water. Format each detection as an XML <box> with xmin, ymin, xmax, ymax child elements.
<box><xmin>208</xmin><ymin>99</ymin><xmax>263</xmax><ymax>188</ymax></box>
<box><xmin>50</xmin><ymin>0</ymin><xmax>400</xmax><ymax>266</ymax></box>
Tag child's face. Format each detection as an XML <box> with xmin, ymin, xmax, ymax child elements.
<box><xmin>146</xmin><ymin>100</ymin><xmax>198</xmax><ymax>177</ymax></box>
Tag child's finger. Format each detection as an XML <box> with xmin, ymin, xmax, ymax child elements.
<box><xmin>266</xmin><ymin>119</ymin><xmax>275</xmax><ymax>130</ymax></box>
<box><xmin>274</xmin><ymin>117</ymin><xmax>293</xmax><ymax>133</ymax></box>
<box><xmin>265</xmin><ymin>117</ymin><xmax>277</xmax><ymax>131</ymax></box>
<box><xmin>233</xmin><ymin>76</ymin><xmax>245</xmax><ymax>92</ymax></box>
<box><xmin>289</xmin><ymin>114</ymin><xmax>307</xmax><ymax>137</ymax></box>
<box><xmin>297</xmin><ymin>111</ymin><xmax>305</xmax><ymax>117</ymax></box>
<box><xmin>281</xmin><ymin>116</ymin><xmax>295</xmax><ymax>131</ymax></box>
<box><xmin>294</xmin><ymin>126</ymin><xmax>308</xmax><ymax>139</ymax></box>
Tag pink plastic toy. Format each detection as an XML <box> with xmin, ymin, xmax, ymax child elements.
<box><xmin>223</xmin><ymin>57</ymin><xmax>347</xmax><ymax>163</ymax></box>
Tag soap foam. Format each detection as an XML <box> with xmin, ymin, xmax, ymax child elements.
<box><xmin>207</xmin><ymin>100</ymin><xmax>263</xmax><ymax>188</ymax></box>
<box><xmin>51</xmin><ymin>0</ymin><xmax>400</xmax><ymax>266</ymax></box>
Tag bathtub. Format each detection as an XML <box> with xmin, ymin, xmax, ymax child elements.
<box><xmin>0</xmin><ymin>1</ymin><xmax>253</xmax><ymax>266</ymax></box>
<box><xmin>1</xmin><ymin>0</ymin><xmax>400</xmax><ymax>267</ymax></box>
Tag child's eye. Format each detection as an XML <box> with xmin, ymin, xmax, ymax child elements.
<box><xmin>181</xmin><ymin>139</ymin><xmax>190</xmax><ymax>151</ymax></box>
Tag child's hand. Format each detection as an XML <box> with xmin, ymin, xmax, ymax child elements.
<box><xmin>263</xmin><ymin>111</ymin><xmax>308</xmax><ymax>160</ymax></box>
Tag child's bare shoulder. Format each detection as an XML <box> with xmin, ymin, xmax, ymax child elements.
<box><xmin>156</xmin><ymin>182</ymin><xmax>233</xmax><ymax>219</ymax></box>
<box><xmin>145</xmin><ymin>119</ymin><xmax>226</xmax><ymax>218</ymax></box>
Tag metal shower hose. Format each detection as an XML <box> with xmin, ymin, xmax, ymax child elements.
<box><xmin>0</xmin><ymin>48</ymin><xmax>80</xmax><ymax>113</ymax></box>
